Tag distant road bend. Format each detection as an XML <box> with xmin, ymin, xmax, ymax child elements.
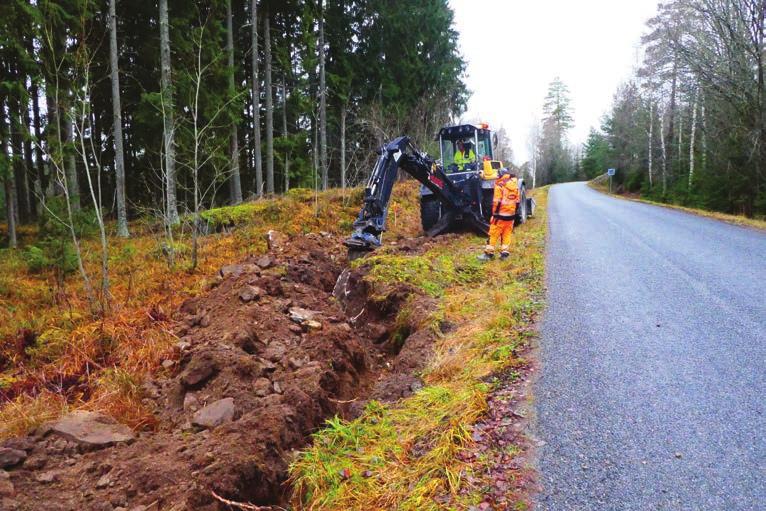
<box><xmin>536</xmin><ymin>182</ymin><xmax>766</xmax><ymax>510</ymax></box>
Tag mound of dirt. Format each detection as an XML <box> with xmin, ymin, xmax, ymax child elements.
<box><xmin>3</xmin><ymin>232</ymin><xmax>439</xmax><ymax>510</ymax></box>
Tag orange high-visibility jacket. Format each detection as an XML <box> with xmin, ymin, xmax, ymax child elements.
<box><xmin>492</xmin><ymin>175</ymin><xmax>519</xmax><ymax>219</ymax></box>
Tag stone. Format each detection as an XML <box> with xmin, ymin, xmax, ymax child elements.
<box><xmin>253</xmin><ymin>378</ymin><xmax>272</xmax><ymax>397</ymax></box>
<box><xmin>183</xmin><ymin>394</ymin><xmax>200</xmax><ymax>412</ymax></box>
<box><xmin>191</xmin><ymin>398</ymin><xmax>235</xmax><ymax>429</ymax></box>
<box><xmin>0</xmin><ymin>448</ymin><xmax>27</xmax><ymax>469</ymax></box>
<box><xmin>180</xmin><ymin>353</ymin><xmax>219</xmax><ymax>387</ymax></box>
<box><xmin>161</xmin><ymin>359</ymin><xmax>175</xmax><ymax>369</ymax></box>
<box><xmin>265</xmin><ymin>230</ymin><xmax>288</xmax><ymax>251</ymax></box>
<box><xmin>22</xmin><ymin>455</ymin><xmax>46</xmax><ymax>470</ymax></box>
<box><xmin>36</xmin><ymin>471</ymin><xmax>59</xmax><ymax>484</ymax></box>
<box><xmin>1</xmin><ymin>438</ymin><xmax>35</xmax><ymax>453</ymax></box>
<box><xmin>288</xmin><ymin>324</ymin><xmax>303</xmax><ymax>334</ymax></box>
<box><xmin>288</xmin><ymin>307</ymin><xmax>320</xmax><ymax>324</ymax></box>
<box><xmin>303</xmin><ymin>320</ymin><xmax>322</xmax><ymax>331</ymax></box>
<box><xmin>219</xmin><ymin>264</ymin><xmax>256</xmax><ymax>278</ymax></box>
<box><xmin>96</xmin><ymin>474</ymin><xmax>111</xmax><ymax>489</ymax></box>
<box><xmin>256</xmin><ymin>255</ymin><xmax>273</xmax><ymax>269</ymax></box>
<box><xmin>238</xmin><ymin>285</ymin><xmax>263</xmax><ymax>303</ymax></box>
<box><xmin>141</xmin><ymin>381</ymin><xmax>160</xmax><ymax>399</ymax></box>
<box><xmin>272</xmin><ymin>382</ymin><xmax>282</xmax><ymax>394</ymax></box>
<box><xmin>262</xmin><ymin>342</ymin><xmax>286</xmax><ymax>363</ymax></box>
<box><xmin>44</xmin><ymin>411</ymin><xmax>135</xmax><ymax>449</ymax></box>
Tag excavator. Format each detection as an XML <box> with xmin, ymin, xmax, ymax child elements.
<box><xmin>344</xmin><ymin>123</ymin><xmax>534</xmax><ymax>257</ymax></box>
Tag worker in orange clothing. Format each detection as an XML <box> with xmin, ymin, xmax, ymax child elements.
<box><xmin>479</xmin><ymin>167</ymin><xmax>518</xmax><ymax>261</ymax></box>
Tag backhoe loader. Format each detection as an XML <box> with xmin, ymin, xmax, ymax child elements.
<box><xmin>345</xmin><ymin>123</ymin><xmax>534</xmax><ymax>256</ymax></box>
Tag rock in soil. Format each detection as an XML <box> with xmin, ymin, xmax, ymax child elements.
<box><xmin>40</xmin><ymin>411</ymin><xmax>135</xmax><ymax>449</ymax></box>
<box><xmin>0</xmin><ymin>448</ymin><xmax>27</xmax><ymax>469</ymax></box>
<box><xmin>191</xmin><ymin>398</ymin><xmax>236</xmax><ymax>429</ymax></box>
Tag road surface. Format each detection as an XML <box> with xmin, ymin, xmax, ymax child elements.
<box><xmin>536</xmin><ymin>182</ymin><xmax>766</xmax><ymax>510</ymax></box>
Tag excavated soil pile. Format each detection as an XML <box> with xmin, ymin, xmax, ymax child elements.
<box><xmin>2</xmin><ymin>232</ymin><xmax>438</xmax><ymax>510</ymax></box>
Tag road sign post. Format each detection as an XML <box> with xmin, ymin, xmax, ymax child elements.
<box><xmin>607</xmin><ymin>168</ymin><xmax>616</xmax><ymax>193</ymax></box>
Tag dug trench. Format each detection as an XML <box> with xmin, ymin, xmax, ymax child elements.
<box><xmin>2</xmin><ymin>231</ymin><xmax>445</xmax><ymax>510</ymax></box>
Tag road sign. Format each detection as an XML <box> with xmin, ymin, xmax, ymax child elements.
<box><xmin>607</xmin><ymin>168</ymin><xmax>616</xmax><ymax>176</ymax></box>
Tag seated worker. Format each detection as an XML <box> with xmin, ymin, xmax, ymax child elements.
<box><xmin>479</xmin><ymin>167</ymin><xmax>518</xmax><ymax>261</ymax></box>
<box><xmin>453</xmin><ymin>139</ymin><xmax>476</xmax><ymax>171</ymax></box>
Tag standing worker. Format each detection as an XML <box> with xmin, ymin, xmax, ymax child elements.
<box><xmin>453</xmin><ymin>140</ymin><xmax>476</xmax><ymax>171</ymax></box>
<box><xmin>479</xmin><ymin>167</ymin><xmax>518</xmax><ymax>261</ymax></box>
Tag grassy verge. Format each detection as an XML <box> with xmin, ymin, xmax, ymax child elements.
<box><xmin>0</xmin><ymin>184</ymin><xmax>422</xmax><ymax>439</ymax></box>
<box><xmin>289</xmin><ymin>189</ymin><xmax>548</xmax><ymax>510</ymax></box>
<box><xmin>589</xmin><ymin>179</ymin><xmax>766</xmax><ymax>231</ymax></box>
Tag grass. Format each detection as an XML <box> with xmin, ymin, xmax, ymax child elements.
<box><xmin>0</xmin><ymin>183</ymin><xmax>422</xmax><ymax>439</ymax></box>
<box><xmin>589</xmin><ymin>178</ymin><xmax>766</xmax><ymax>231</ymax></box>
<box><xmin>289</xmin><ymin>189</ymin><xmax>549</xmax><ymax>510</ymax></box>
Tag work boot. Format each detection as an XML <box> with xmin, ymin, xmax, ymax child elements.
<box><xmin>478</xmin><ymin>253</ymin><xmax>494</xmax><ymax>262</ymax></box>
<box><xmin>499</xmin><ymin>251</ymin><xmax>510</xmax><ymax>260</ymax></box>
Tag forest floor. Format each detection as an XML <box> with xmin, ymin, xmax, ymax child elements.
<box><xmin>589</xmin><ymin>177</ymin><xmax>766</xmax><ymax>231</ymax></box>
<box><xmin>0</xmin><ymin>183</ymin><xmax>547</xmax><ymax>510</ymax></box>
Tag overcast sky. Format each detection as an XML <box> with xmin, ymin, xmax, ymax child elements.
<box><xmin>449</xmin><ymin>0</ymin><xmax>659</xmax><ymax>162</ymax></box>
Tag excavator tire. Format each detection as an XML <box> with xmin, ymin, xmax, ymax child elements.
<box><xmin>420</xmin><ymin>196</ymin><xmax>442</xmax><ymax>232</ymax></box>
<box><xmin>515</xmin><ymin>187</ymin><xmax>528</xmax><ymax>226</ymax></box>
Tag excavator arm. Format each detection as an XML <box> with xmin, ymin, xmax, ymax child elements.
<box><xmin>344</xmin><ymin>136</ymin><xmax>488</xmax><ymax>254</ymax></box>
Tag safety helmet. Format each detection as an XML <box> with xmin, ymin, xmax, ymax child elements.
<box><xmin>498</xmin><ymin>167</ymin><xmax>511</xmax><ymax>177</ymax></box>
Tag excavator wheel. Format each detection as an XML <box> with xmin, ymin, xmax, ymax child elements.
<box><xmin>515</xmin><ymin>187</ymin><xmax>528</xmax><ymax>226</ymax></box>
<box><xmin>420</xmin><ymin>196</ymin><xmax>442</xmax><ymax>232</ymax></box>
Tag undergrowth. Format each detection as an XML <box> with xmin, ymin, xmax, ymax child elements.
<box><xmin>289</xmin><ymin>189</ymin><xmax>549</xmax><ymax>510</ymax></box>
<box><xmin>589</xmin><ymin>178</ymin><xmax>766</xmax><ymax>230</ymax></box>
<box><xmin>0</xmin><ymin>183</ymin><xmax>421</xmax><ymax>439</ymax></box>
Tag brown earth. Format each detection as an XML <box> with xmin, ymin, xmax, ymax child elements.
<box><xmin>1</xmin><ymin>231</ymin><xmax>439</xmax><ymax>510</ymax></box>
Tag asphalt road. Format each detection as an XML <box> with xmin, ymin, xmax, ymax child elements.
<box><xmin>536</xmin><ymin>182</ymin><xmax>766</xmax><ymax>510</ymax></box>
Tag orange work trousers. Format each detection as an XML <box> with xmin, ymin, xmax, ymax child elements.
<box><xmin>485</xmin><ymin>218</ymin><xmax>514</xmax><ymax>254</ymax></box>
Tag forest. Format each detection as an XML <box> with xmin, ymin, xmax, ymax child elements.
<box><xmin>0</xmin><ymin>0</ymin><xmax>468</xmax><ymax>248</ymax></box>
<box><xmin>581</xmin><ymin>0</ymin><xmax>765</xmax><ymax>218</ymax></box>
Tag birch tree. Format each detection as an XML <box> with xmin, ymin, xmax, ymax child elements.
<box><xmin>159</xmin><ymin>0</ymin><xmax>179</xmax><ymax>224</ymax></box>
<box><xmin>109</xmin><ymin>0</ymin><xmax>129</xmax><ymax>237</ymax></box>
<box><xmin>251</xmin><ymin>0</ymin><xmax>263</xmax><ymax>197</ymax></box>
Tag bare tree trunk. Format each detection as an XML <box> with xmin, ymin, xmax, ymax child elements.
<box><xmin>678</xmin><ymin>113</ymin><xmax>683</xmax><ymax>174</ymax></box>
<box><xmin>340</xmin><ymin>102</ymin><xmax>347</xmax><ymax>191</ymax></box>
<box><xmin>313</xmin><ymin>115</ymin><xmax>319</xmax><ymax>212</ymax></box>
<box><xmin>64</xmin><ymin>107</ymin><xmax>80</xmax><ymax>211</ymax></box>
<box><xmin>2</xmin><ymin>106</ymin><xmax>17</xmax><ymax>248</ymax></box>
<box><xmin>110</xmin><ymin>0</ymin><xmax>129</xmax><ymax>237</ymax></box>
<box><xmin>701</xmin><ymin>96</ymin><xmax>707</xmax><ymax>173</ymax></box>
<box><xmin>263</xmin><ymin>9</ymin><xmax>274</xmax><ymax>194</ymax></box>
<box><xmin>10</xmin><ymin>87</ymin><xmax>31</xmax><ymax>223</ymax></box>
<box><xmin>160</xmin><ymin>0</ymin><xmax>179</xmax><ymax>223</ymax></box>
<box><xmin>647</xmin><ymin>99</ymin><xmax>654</xmax><ymax>188</ymax></box>
<box><xmin>251</xmin><ymin>0</ymin><xmax>263</xmax><ymax>197</ymax></box>
<box><xmin>31</xmin><ymin>81</ymin><xmax>48</xmax><ymax>198</ymax></box>
<box><xmin>20</xmin><ymin>91</ymin><xmax>37</xmax><ymax>220</ymax></box>
<box><xmin>226</xmin><ymin>0</ymin><xmax>242</xmax><ymax>204</ymax></box>
<box><xmin>281</xmin><ymin>75</ymin><xmax>289</xmax><ymax>192</ymax></box>
<box><xmin>318</xmin><ymin>1</ymin><xmax>328</xmax><ymax>190</ymax></box>
<box><xmin>688</xmin><ymin>86</ymin><xmax>698</xmax><ymax>188</ymax></box>
<box><xmin>660</xmin><ymin>110</ymin><xmax>668</xmax><ymax>195</ymax></box>
<box><xmin>666</xmin><ymin>57</ymin><xmax>678</xmax><ymax>178</ymax></box>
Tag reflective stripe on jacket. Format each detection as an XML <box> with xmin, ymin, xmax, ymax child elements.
<box><xmin>492</xmin><ymin>175</ymin><xmax>518</xmax><ymax>219</ymax></box>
